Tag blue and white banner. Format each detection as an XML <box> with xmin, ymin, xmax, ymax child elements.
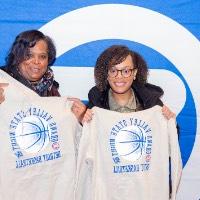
<box><xmin>0</xmin><ymin>1</ymin><xmax>199</xmax><ymax>199</ymax></box>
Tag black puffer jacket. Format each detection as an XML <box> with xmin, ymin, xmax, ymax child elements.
<box><xmin>87</xmin><ymin>82</ymin><xmax>164</xmax><ymax>109</ymax></box>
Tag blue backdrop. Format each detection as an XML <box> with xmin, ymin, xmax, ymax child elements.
<box><xmin>0</xmin><ymin>1</ymin><xmax>200</xmax><ymax>199</ymax></box>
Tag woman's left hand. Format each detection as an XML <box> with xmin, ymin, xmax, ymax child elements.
<box><xmin>68</xmin><ymin>97</ymin><xmax>87</xmax><ymax>123</ymax></box>
<box><xmin>0</xmin><ymin>83</ymin><xmax>9</xmax><ymax>104</ymax></box>
<box><xmin>162</xmin><ymin>105</ymin><xmax>176</xmax><ymax>120</ymax></box>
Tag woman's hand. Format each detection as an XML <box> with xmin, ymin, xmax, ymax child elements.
<box><xmin>0</xmin><ymin>83</ymin><xmax>9</xmax><ymax>104</ymax></box>
<box><xmin>68</xmin><ymin>97</ymin><xmax>87</xmax><ymax>123</ymax></box>
<box><xmin>82</xmin><ymin>109</ymin><xmax>94</xmax><ymax>124</ymax></box>
<box><xmin>162</xmin><ymin>105</ymin><xmax>176</xmax><ymax>120</ymax></box>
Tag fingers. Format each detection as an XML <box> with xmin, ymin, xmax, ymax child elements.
<box><xmin>0</xmin><ymin>83</ymin><xmax>8</xmax><ymax>104</ymax></box>
<box><xmin>0</xmin><ymin>94</ymin><xmax>5</xmax><ymax>104</ymax></box>
<box><xmin>82</xmin><ymin>109</ymin><xmax>94</xmax><ymax>124</ymax></box>
<box><xmin>69</xmin><ymin>97</ymin><xmax>87</xmax><ymax>123</ymax></box>
<box><xmin>0</xmin><ymin>83</ymin><xmax>9</xmax><ymax>94</ymax></box>
<box><xmin>71</xmin><ymin>98</ymin><xmax>86</xmax><ymax>114</ymax></box>
<box><xmin>0</xmin><ymin>83</ymin><xmax>9</xmax><ymax>87</ymax></box>
<box><xmin>68</xmin><ymin>97</ymin><xmax>85</xmax><ymax>110</ymax></box>
<box><xmin>162</xmin><ymin>105</ymin><xmax>176</xmax><ymax>120</ymax></box>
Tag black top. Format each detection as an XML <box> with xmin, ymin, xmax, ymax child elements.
<box><xmin>87</xmin><ymin>82</ymin><xmax>164</xmax><ymax>110</ymax></box>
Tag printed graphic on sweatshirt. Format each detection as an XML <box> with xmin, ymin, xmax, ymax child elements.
<box><xmin>109</xmin><ymin>117</ymin><xmax>152</xmax><ymax>174</ymax></box>
<box><xmin>9</xmin><ymin>106</ymin><xmax>62</xmax><ymax>169</ymax></box>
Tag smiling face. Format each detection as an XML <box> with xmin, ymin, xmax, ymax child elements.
<box><xmin>107</xmin><ymin>55</ymin><xmax>137</xmax><ymax>96</ymax></box>
<box><xmin>18</xmin><ymin>40</ymin><xmax>49</xmax><ymax>82</ymax></box>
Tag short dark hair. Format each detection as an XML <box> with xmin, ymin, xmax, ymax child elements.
<box><xmin>6</xmin><ymin>29</ymin><xmax>56</xmax><ymax>68</ymax></box>
<box><xmin>94</xmin><ymin>45</ymin><xmax>149</xmax><ymax>91</ymax></box>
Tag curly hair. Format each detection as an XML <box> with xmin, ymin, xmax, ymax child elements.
<box><xmin>5</xmin><ymin>30</ymin><xmax>56</xmax><ymax>69</ymax></box>
<box><xmin>94</xmin><ymin>45</ymin><xmax>149</xmax><ymax>92</ymax></box>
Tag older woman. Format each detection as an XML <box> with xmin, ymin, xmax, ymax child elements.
<box><xmin>0</xmin><ymin>29</ymin><xmax>86</xmax><ymax>122</ymax></box>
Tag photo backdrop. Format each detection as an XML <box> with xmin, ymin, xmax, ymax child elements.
<box><xmin>0</xmin><ymin>1</ymin><xmax>199</xmax><ymax>199</ymax></box>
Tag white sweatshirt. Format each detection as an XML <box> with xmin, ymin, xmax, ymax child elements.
<box><xmin>75</xmin><ymin>106</ymin><xmax>182</xmax><ymax>200</ymax></box>
<box><xmin>0</xmin><ymin>70</ymin><xmax>81</xmax><ymax>200</ymax></box>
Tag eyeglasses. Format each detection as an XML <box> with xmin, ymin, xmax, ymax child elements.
<box><xmin>108</xmin><ymin>67</ymin><xmax>135</xmax><ymax>78</ymax></box>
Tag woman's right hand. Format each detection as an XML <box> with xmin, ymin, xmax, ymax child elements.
<box><xmin>82</xmin><ymin>109</ymin><xmax>94</xmax><ymax>124</ymax></box>
<box><xmin>0</xmin><ymin>83</ymin><xmax>9</xmax><ymax>104</ymax></box>
<box><xmin>162</xmin><ymin>105</ymin><xmax>176</xmax><ymax>120</ymax></box>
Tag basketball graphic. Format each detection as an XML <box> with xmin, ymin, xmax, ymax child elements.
<box><xmin>115</xmin><ymin>125</ymin><xmax>146</xmax><ymax>162</ymax></box>
<box><xmin>15</xmin><ymin>116</ymin><xmax>51</xmax><ymax>154</ymax></box>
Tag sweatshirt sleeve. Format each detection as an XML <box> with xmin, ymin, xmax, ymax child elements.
<box><xmin>168</xmin><ymin>119</ymin><xmax>182</xmax><ymax>200</ymax></box>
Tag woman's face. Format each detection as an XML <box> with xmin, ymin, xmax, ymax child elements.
<box><xmin>107</xmin><ymin>55</ymin><xmax>137</xmax><ymax>96</ymax></box>
<box><xmin>18</xmin><ymin>40</ymin><xmax>49</xmax><ymax>82</ymax></box>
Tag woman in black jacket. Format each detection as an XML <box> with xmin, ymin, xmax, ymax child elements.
<box><xmin>0</xmin><ymin>29</ymin><xmax>86</xmax><ymax>122</ymax></box>
<box><xmin>83</xmin><ymin>45</ymin><xmax>175</xmax><ymax>122</ymax></box>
